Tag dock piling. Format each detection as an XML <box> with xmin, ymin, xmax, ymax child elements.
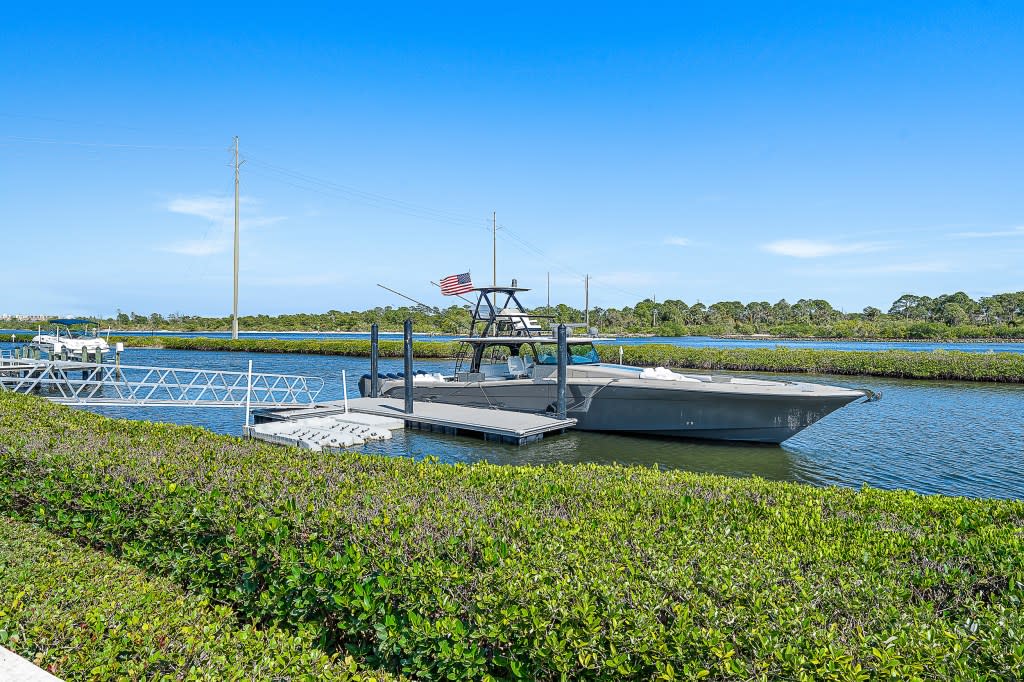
<box><xmin>244</xmin><ymin>360</ymin><xmax>253</xmax><ymax>428</ymax></box>
<box><xmin>557</xmin><ymin>323</ymin><xmax>567</xmax><ymax>419</ymax></box>
<box><xmin>404</xmin><ymin>318</ymin><xmax>414</xmax><ymax>414</ymax></box>
<box><xmin>370</xmin><ymin>323</ymin><xmax>379</xmax><ymax>398</ymax></box>
<box><xmin>342</xmin><ymin>369</ymin><xmax>349</xmax><ymax>414</ymax></box>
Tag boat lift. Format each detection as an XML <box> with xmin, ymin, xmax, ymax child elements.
<box><xmin>0</xmin><ymin>354</ymin><xmax>322</xmax><ymax>409</ymax></box>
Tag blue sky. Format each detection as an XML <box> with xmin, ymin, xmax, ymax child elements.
<box><xmin>2</xmin><ymin>2</ymin><xmax>1022</xmax><ymax>317</ymax></box>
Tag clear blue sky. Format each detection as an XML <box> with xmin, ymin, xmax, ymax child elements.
<box><xmin>2</xmin><ymin>2</ymin><xmax>1022</xmax><ymax>317</ymax></box>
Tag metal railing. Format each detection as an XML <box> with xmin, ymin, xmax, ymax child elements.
<box><xmin>0</xmin><ymin>358</ymin><xmax>323</xmax><ymax>408</ymax></box>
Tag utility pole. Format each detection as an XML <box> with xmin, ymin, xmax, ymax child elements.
<box><xmin>584</xmin><ymin>274</ymin><xmax>590</xmax><ymax>328</ymax></box>
<box><xmin>492</xmin><ymin>211</ymin><xmax>497</xmax><ymax>287</ymax></box>
<box><xmin>232</xmin><ymin>136</ymin><xmax>241</xmax><ymax>340</ymax></box>
<box><xmin>547</xmin><ymin>271</ymin><xmax>550</xmax><ymax>309</ymax></box>
<box><xmin>652</xmin><ymin>294</ymin><xmax>657</xmax><ymax>328</ymax></box>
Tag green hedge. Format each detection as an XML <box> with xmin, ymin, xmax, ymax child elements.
<box><xmin>0</xmin><ymin>515</ymin><xmax>395</xmax><ymax>681</ymax></box>
<box><xmin>605</xmin><ymin>344</ymin><xmax>1024</xmax><ymax>382</ymax></box>
<box><xmin>108</xmin><ymin>335</ymin><xmax>463</xmax><ymax>358</ymax></box>
<box><xmin>2</xmin><ymin>392</ymin><xmax>1023</xmax><ymax>679</ymax></box>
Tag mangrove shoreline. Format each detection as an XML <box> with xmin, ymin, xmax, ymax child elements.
<box><xmin>99</xmin><ymin>336</ymin><xmax>1024</xmax><ymax>382</ymax></box>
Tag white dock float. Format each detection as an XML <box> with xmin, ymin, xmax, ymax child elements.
<box><xmin>245</xmin><ymin>413</ymin><xmax>394</xmax><ymax>451</ymax></box>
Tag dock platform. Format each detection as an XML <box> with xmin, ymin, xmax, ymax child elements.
<box><xmin>254</xmin><ymin>398</ymin><xmax>576</xmax><ymax>446</ymax></box>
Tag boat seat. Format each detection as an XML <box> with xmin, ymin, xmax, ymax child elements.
<box><xmin>507</xmin><ymin>356</ymin><xmax>529</xmax><ymax>377</ymax></box>
<box><xmin>479</xmin><ymin>363</ymin><xmax>510</xmax><ymax>380</ymax></box>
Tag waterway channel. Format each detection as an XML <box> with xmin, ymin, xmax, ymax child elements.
<box><xmin>9</xmin><ymin>345</ymin><xmax>1016</xmax><ymax>500</ymax></box>
<box><xmin>5</xmin><ymin>329</ymin><xmax>1024</xmax><ymax>353</ymax></box>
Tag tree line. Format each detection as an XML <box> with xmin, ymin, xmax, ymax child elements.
<box><xmin>95</xmin><ymin>289</ymin><xmax>1024</xmax><ymax>338</ymax></box>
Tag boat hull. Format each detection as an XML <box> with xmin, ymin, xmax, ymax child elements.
<box><xmin>31</xmin><ymin>335</ymin><xmax>110</xmax><ymax>355</ymax></box>
<box><xmin>375</xmin><ymin>377</ymin><xmax>862</xmax><ymax>444</ymax></box>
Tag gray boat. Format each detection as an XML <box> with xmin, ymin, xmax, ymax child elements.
<box><xmin>360</xmin><ymin>285</ymin><xmax>870</xmax><ymax>443</ymax></box>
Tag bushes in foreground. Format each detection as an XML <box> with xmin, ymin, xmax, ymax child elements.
<box><xmin>0</xmin><ymin>516</ymin><xmax>394</xmax><ymax>681</ymax></box>
<box><xmin>2</xmin><ymin>392</ymin><xmax>1024</xmax><ymax>679</ymax></box>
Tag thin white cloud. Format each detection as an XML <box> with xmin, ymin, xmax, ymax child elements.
<box><xmin>950</xmin><ymin>226</ymin><xmax>1024</xmax><ymax>239</ymax></box>
<box><xmin>167</xmin><ymin>196</ymin><xmax>233</xmax><ymax>223</ymax></box>
<box><xmin>594</xmin><ymin>271</ymin><xmax>659</xmax><ymax>287</ymax></box>
<box><xmin>248</xmin><ymin>273</ymin><xmax>348</xmax><ymax>287</ymax></box>
<box><xmin>163</xmin><ymin>238</ymin><xmax>230</xmax><ymax>257</ymax></box>
<box><xmin>857</xmin><ymin>261</ymin><xmax>952</xmax><ymax>274</ymax></box>
<box><xmin>792</xmin><ymin>261</ymin><xmax>953</xmax><ymax>276</ymax></box>
<box><xmin>663</xmin><ymin>236</ymin><xmax>690</xmax><ymax>247</ymax></box>
<box><xmin>762</xmin><ymin>239</ymin><xmax>887</xmax><ymax>258</ymax></box>
<box><xmin>160</xmin><ymin>194</ymin><xmax>284</xmax><ymax>256</ymax></box>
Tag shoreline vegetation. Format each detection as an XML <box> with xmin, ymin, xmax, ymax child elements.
<box><xmin>90</xmin><ymin>336</ymin><xmax>1024</xmax><ymax>383</ymax></box>
<box><xmin>6</xmin><ymin>289</ymin><xmax>1024</xmax><ymax>340</ymax></box>
<box><xmin>1</xmin><ymin>392</ymin><xmax>1022</xmax><ymax>679</ymax></box>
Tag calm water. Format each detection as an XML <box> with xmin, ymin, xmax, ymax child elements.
<box><xmin>4</xmin><ymin>329</ymin><xmax>1023</xmax><ymax>353</ymax></box>
<box><xmin>8</xmin><ymin>345</ymin><xmax>1017</xmax><ymax>500</ymax></box>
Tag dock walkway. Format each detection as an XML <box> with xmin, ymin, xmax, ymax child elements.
<box><xmin>255</xmin><ymin>398</ymin><xmax>576</xmax><ymax>446</ymax></box>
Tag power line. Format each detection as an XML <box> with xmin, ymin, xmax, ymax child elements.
<box><xmin>243</xmin><ymin>155</ymin><xmax>629</xmax><ymax>300</ymax></box>
<box><xmin>0</xmin><ymin>136</ymin><xmax>221</xmax><ymax>151</ymax></box>
<box><xmin>246</xmin><ymin>156</ymin><xmax>490</xmax><ymax>229</ymax></box>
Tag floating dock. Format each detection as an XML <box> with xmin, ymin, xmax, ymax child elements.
<box><xmin>253</xmin><ymin>398</ymin><xmax>576</xmax><ymax>446</ymax></box>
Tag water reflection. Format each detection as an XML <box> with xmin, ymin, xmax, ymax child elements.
<box><xmin>359</xmin><ymin>428</ymin><xmax>800</xmax><ymax>481</ymax></box>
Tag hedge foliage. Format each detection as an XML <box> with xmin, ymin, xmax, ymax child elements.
<box><xmin>2</xmin><ymin>392</ymin><xmax>1023</xmax><ymax>680</ymax></box>
<box><xmin>607</xmin><ymin>344</ymin><xmax>1024</xmax><ymax>383</ymax></box>
<box><xmin>102</xmin><ymin>336</ymin><xmax>1024</xmax><ymax>382</ymax></box>
<box><xmin>0</xmin><ymin>516</ymin><xmax>396</xmax><ymax>681</ymax></box>
<box><xmin>107</xmin><ymin>335</ymin><xmax>463</xmax><ymax>358</ymax></box>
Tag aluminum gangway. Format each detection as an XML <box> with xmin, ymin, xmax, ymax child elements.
<box><xmin>0</xmin><ymin>357</ymin><xmax>323</xmax><ymax>408</ymax></box>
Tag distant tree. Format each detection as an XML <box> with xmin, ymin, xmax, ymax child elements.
<box><xmin>770</xmin><ymin>299</ymin><xmax>792</xmax><ymax>323</ymax></box>
<box><xmin>862</xmin><ymin>306</ymin><xmax>882</xmax><ymax>321</ymax></box>
<box><xmin>686</xmin><ymin>303</ymin><xmax>707</xmax><ymax>325</ymax></box>
<box><xmin>889</xmin><ymin>294</ymin><xmax>921</xmax><ymax>319</ymax></box>
<box><xmin>940</xmin><ymin>302</ymin><xmax>969</xmax><ymax>326</ymax></box>
<box><xmin>708</xmin><ymin>301</ymin><xmax>743</xmax><ymax>324</ymax></box>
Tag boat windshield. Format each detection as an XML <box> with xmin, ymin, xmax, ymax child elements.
<box><xmin>535</xmin><ymin>342</ymin><xmax>600</xmax><ymax>365</ymax></box>
<box><xmin>57</xmin><ymin>325</ymin><xmax>96</xmax><ymax>339</ymax></box>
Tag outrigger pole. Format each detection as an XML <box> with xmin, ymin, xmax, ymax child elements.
<box><xmin>376</xmin><ymin>283</ymin><xmax>436</xmax><ymax>310</ymax></box>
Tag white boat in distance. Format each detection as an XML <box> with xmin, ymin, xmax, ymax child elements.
<box><xmin>31</xmin><ymin>318</ymin><xmax>111</xmax><ymax>356</ymax></box>
<box><xmin>360</xmin><ymin>285</ymin><xmax>872</xmax><ymax>444</ymax></box>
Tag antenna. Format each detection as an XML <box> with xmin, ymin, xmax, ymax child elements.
<box><xmin>492</xmin><ymin>211</ymin><xmax>497</xmax><ymax>286</ymax></box>
<box><xmin>585</xmin><ymin>274</ymin><xmax>590</xmax><ymax>327</ymax></box>
<box><xmin>231</xmin><ymin>136</ymin><xmax>244</xmax><ymax>340</ymax></box>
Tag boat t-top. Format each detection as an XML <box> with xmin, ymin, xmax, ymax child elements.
<box><xmin>360</xmin><ymin>284</ymin><xmax>870</xmax><ymax>443</ymax></box>
<box><xmin>31</xmin><ymin>318</ymin><xmax>111</xmax><ymax>357</ymax></box>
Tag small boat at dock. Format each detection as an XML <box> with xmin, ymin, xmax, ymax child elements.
<box><xmin>30</xmin><ymin>318</ymin><xmax>111</xmax><ymax>357</ymax></box>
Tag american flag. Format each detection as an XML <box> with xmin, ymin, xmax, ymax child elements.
<box><xmin>440</xmin><ymin>272</ymin><xmax>474</xmax><ymax>296</ymax></box>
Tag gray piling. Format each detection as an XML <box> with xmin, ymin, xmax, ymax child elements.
<box><xmin>404</xmin><ymin>318</ymin><xmax>414</xmax><ymax>414</ymax></box>
<box><xmin>557</xmin><ymin>323</ymin><xmax>567</xmax><ymax>419</ymax></box>
<box><xmin>370</xmin><ymin>323</ymin><xmax>380</xmax><ymax>398</ymax></box>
